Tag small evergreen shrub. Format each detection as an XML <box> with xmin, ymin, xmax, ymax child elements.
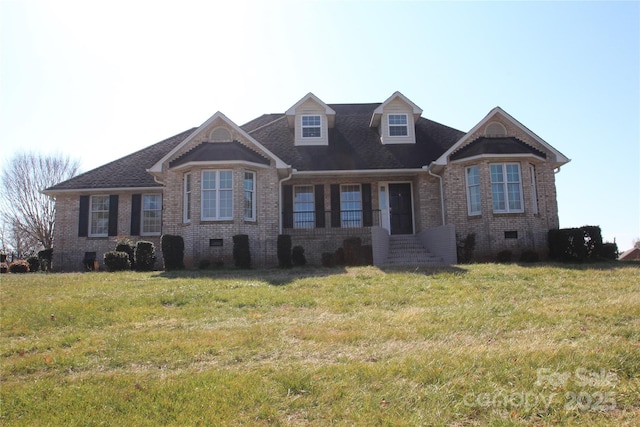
<box><xmin>277</xmin><ymin>234</ymin><xmax>292</xmax><ymax>268</ymax></box>
<box><xmin>496</xmin><ymin>250</ymin><xmax>512</xmax><ymax>263</ymax></box>
<box><xmin>343</xmin><ymin>237</ymin><xmax>363</xmax><ymax>266</ymax></box>
<box><xmin>232</xmin><ymin>234</ymin><xmax>251</xmax><ymax>269</ymax></box>
<box><xmin>321</xmin><ymin>252</ymin><xmax>336</xmax><ymax>268</ymax></box>
<box><xmin>38</xmin><ymin>248</ymin><xmax>53</xmax><ymax>272</ymax></box>
<box><xmin>104</xmin><ymin>251</ymin><xmax>131</xmax><ymax>272</ymax></box>
<box><xmin>335</xmin><ymin>247</ymin><xmax>346</xmax><ymax>266</ymax></box>
<box><xmin>519</xmin><ymin>250</ymin><xmax>540</xmax><ymax>263</ymax></box>
<box><xmin>135</xmin><ymin>241</ymin><xmax>156</xmax><ymax>271</ymax></box>
<box><xmin>9</xmin><ymin>260</ymin><xmax>29</xmax><ymax>273</ymax></box>
<box><xmin>198</xmin><ymin>259</ymin><xmax>211</xmax><ymax>270</ymax></box>
<box><xmin>161</xmin><ymin>235</ymin><xmax>185</xmax><ymax>271</ymax></box>
<box><xmin>292</xmin><ymin>245</ymin><xmax>306</xmax><ymax>266</ymax></box>
<box><xmin>457</xmin><ymin>233</ymin><xmax>476</xmax><ymax>264</ymax></box>
<box><xmin>27</xmin><ymin>256</ymin><xmax>41</xmax><ymax>272</ymax></box>
<box><xmin>115</xmin><ymin>238</ymin><xmax>135</xmax><ymax>270</ymax></box>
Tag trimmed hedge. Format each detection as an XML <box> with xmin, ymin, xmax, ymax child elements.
<box><xmin>292</xmin><ymin>245</ymin><xmax>306</xmax><ymax>266</ymax></box>
<box><xmin>115</xmin><ymin>239</ymin><xmax>135</xmax><ymax>270</ymax></box>
<box><xmin>277</xmin><ymin>234</ymin><xmax>292</xmax><ymax>268</ymax></box>
<box><xmin>135</xmin><ymin>241</ymin><xmax>156</xmax><ymax>271</ymax></box>
<box><xmin>548</xmin><ymin>225</ymin><xmax>616</xmax><ymax>262</ymax></box>
<box><xmin>104</xmin><ymin>251</ymin><xmax>131</xmax><ymax>272</ymax></box>
<box><xmin>38</xmin><ymin>248</ymin><xmax>53</xmax><ymax>272</ymax></box>
<box><xmin>27</xmin><ymin>256</ymin><xmax>41</xmax><ymax>272</ymax></box>
<box><xmin>9</xmin><ymin>260</ymin><xmax>29</xmax><ymax>273</ymax></box>
<box><xmin>161</xmin><ymin>235</ymin><xmax>185</xmax><ymax>270</ymax></box>
<box><xmin>233</xmin><ymin>234</ymin><xmax>251</xmax><ymax>269</ymax></box>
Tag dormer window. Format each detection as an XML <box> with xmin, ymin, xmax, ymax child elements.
<box><xmin>388</xmin><ymin>114</ymin><xmax>408</xmax><ymax>136</ymax></box>
<box><xmin>302</xmin><ymin>115</ymin><xmax>321</xmax><ymax>138</ymax></box>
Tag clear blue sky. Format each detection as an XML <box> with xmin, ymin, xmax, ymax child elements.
<box><xmin>2</xmin><ymin>0</ymin><xmax>638</xmax><ymax>249</ymax></box>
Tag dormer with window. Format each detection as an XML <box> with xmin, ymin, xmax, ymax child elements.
<box><xmin>370</xmin><ymin>91</ymin><xmax>423</xmax><ymax>144</ymax></box>
<box><xmin>286</xmin><ymin>93</ymin><xmax>336</xmax><ymax>146</ymax></box>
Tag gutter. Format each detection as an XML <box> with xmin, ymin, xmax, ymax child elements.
<box><xmin>425</xmin><ymin>162</ymin><xmax>446</xmax><ymax>226</ymax></box>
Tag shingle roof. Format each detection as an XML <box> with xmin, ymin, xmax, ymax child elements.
<box><xmin>45</xmin><ymin>128</ymin><xmax>196</xmax><ymax>191</ymax></box>
<box><xmin>449</xmin><ymin>137</ymin><xmax>547</xmax><ymax>161</ymax></box>
<box><xmin>244</xmin><ymin>103</ymin><xmax>465</xmax><ymax>171</ymax></box>
<box><xmin>170</xmin><ymin>141</ymin><xmax>270</xmax><ymax>167</ymax></box>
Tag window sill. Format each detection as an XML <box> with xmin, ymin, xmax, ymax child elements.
<box><xmin>491</xmin><ymin>212</ymin><xmax>525</xmax><ymax>218</ymax></box>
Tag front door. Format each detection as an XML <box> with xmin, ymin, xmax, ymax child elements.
<box><xmin>388</xmin><ymin>183</ymin><xmax>413</xmax><ymax>235</ymax></box>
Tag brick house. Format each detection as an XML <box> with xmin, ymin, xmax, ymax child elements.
<box><xmin>44</xmin><ymin>92</ymin><xmax>570</xmax><ymax>270</ymax></box>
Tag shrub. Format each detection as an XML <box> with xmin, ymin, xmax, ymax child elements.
<box><xmin>600</xmin><ymin>242</ymin><xmax>619</xmax><ymax>260</ymax></box>
<box><xmin>9</xmin><ymin>260</ymin><xmax>29</xmax><ymax>273</ymax></box>
<box><xmin>26</xmin><ymin>256</ymin><xmax>41</xmax><ymax>272</ymax></box>
<box><xmin>135</xmin><ymin>241</ymin><xmax>156</xmax><ymax>271</ymax></box>
<box><xmin>277</xmin><ymin>234</ymin><xmax>292</xmax><ymax>268</ymax></box>
<box><xmin>496</xmin><ymin>250</ymin><xmax>512</xmax><ymax>263</ymax></box>
<box><xmin>292</xmin><ymin>246</ymin><xmax>306</xmax><ymax>266</ymax></box>
<box><xmin>115</xmin><ymin>238</ymin><xmax>135</xmax><ymax>270</ymax></box>
<box><xmin>343</xmin><ymin>237</ymin><xmax>363</xmax><ymax>266</ymax></box>
<box><xmin>519</xmin><ymin>250</ymin><xmax>540</xmax><ymax>263</ymax></box>
<box><xmin>104</xmin><ymin>251</ymin><xmax>131</xmax><ymax>272</ymax></box>
<box><xmin>38</xmin><ymin>248</ymin><xmax>53</xmax><ymax>272</ymax></box>
<box><xmin>198</xmin><ymin>259</ymin><xmax>211</xmax><ymax>269</ymax></box>
<box><xmin>549</xmin><ymin>225</ymin><xmax>607</xmax><ymax>263</ymax></box>
<box><xmin>457</xmin><ymin>233</ymin><xmax>476</xmax><ymax>264</ymax></box>
<box><xmin>161</xmin><ymin>235</ymin><xmax>184</xmax><ymax>271</ymax></box>
<box><xmin>321</xmin><ymin>252</ymin><xmax>336</xmax><ymax>268</ymax></box>
<box><xmin>232</xmin><ymin>234</ymin><xmax>251</xmax><ymax>269</ymax></box>
<box><xmin>335</xmin><ymin>247</ymin><xmax>345</xmax><ymax>266</ymax></box>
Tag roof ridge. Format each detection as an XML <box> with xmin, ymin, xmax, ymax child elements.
<box><xmin>245</xmin><ymin>115</ymin><xmax>286</xmax><ymax>135</ymax></box>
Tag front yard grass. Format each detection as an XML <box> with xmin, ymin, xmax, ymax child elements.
<box><xmin>1</xmin><ymin>263</ymin><xmax>639</xmax><ymax>426</ymax></box>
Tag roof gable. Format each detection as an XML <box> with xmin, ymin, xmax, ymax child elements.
<box><xmin>370</xmin><ymin>91</ymin><xmax>423</xmax><ymax>128</ymax></box>
<box><xmin>433</xmin><ymin>107</ymin><xmax>570</xmax><ymax>168</ymax></box>
<box><xmin>169</xmin><ymin>141</ymin><xmax>271</xmax><ymax>168</ymax></box>
<box><xmin>148</xmin><ymin>111</ymin><xmax>287</xmax><ymax>173</ymax></box>
<box><xmin>285</xmin><ymin>92</ymin><xmax>336</xmax><ymax>128</ymax></box>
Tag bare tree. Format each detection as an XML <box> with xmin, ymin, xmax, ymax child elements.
<box><xmin>0</xmin><ymin>152</ymin><xmax>80</xmax><ymax>251</ymax></box>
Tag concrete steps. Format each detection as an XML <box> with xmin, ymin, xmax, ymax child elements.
<box><xmin>385</xmin><ymin>234</ymin><xmax>443</xmax><ymax>265</ymax></box>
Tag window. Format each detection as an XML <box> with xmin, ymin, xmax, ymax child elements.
<box><xmin>202</xmin><ymin>170</ymin><xmax>233</xmax><ymax>220</ymax></box>
<box><xmin>293</xmin><ymin>185</ymin><xmax>315</xmax><ymax>228</ymax></box>
<box><xmin>141</xmin><ymin>195</ymin><xmax>162</xmax><ymax>235</ymax></box>
<box><xmin>301</xmin><ymin>115</ymin><xmax>321</xmax><ymax>138</ymax></box>
<box><xmin>341</xmin><ymin>184</ymin><xmax>362</xmax><ymax>227</ymax></box>
<box><xmin>89</xmin><ymin>195</ymin><xmax>109</xmax><ymax>237</ymax></box>
<box><xmin>530</xmin><ymin>164</ymin><xmax>539</xmax><ymax>215</ymax></box>
<box><xmin>490</xmin><ymin>163</ymin><xmax>523</xmax><ymax>213</ymax></box>
<box><xmin>244</xmin><ymin>171</ymin><xmax>256</xmax><ymax>221</ymax></box>
<box><xmin>183</xmin><ymin>173</ymin><xmax>191</xmax><ymax>223</ymax></box>
<box><xmin>465</xmin><ymin>166</ymin><xmax>481</xmax><ymax>216</ymax></box>
<box><xmin>388</xmin><ymin>114</ymin><xmax>408</xmax><ymax>136</ymax></box>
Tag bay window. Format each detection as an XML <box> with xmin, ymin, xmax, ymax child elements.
<box><xmin>244</xmin><ymin>171</ymin><xmax>256</xmax><ymax>221</ymax></box>
<box><xmin>490</xmin><ymin>163</ymin><xmax>523</xmax><ymax>213</ymax></box>
<box><xmin>465</xmin><ymin>165</ymin><xmax>481</xmax><ymax>216</ymax></box>
<box><xmin>202</xmin><ymin>170</ymin><xmax>233</xmax><ymax>220</ymax></box>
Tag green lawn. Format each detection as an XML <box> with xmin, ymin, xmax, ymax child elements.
<box><xmin>1</xmin><ymin>263</ymin><xmax>639</xmax><ymax>426</ymax></box>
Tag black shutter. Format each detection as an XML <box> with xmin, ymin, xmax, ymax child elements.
<box><xmin>330</xmin><ymin>184</ymin><xmax>341</xmax><ymax>228</ymax></box>
<box><xmin>108</xmin><ymin>195</ymin><xmax>119</xmax><ymax>237</ymax></box>
<box><xmin>362</xmin><ymin>183</ymin><xmax>372</xmax><ymax>227</ymax></box>
<box><xmin>78</xmin><ymin>195</ymin><xmax>89</xmax><ymax>237</ymax></box>
<box><xmin>130</xmin><ymin>194</ymin><xmax>141</xmax><ymax>236</ymax></box>
<box><xmin>314</xmin><ymin>184</ymin><xmax>325</xmax><ymax>228</ymax></box>
<box><xmin>283</xmin><ymin>185</ymin><xmax>293</xmax><ymax>229</ymax></box>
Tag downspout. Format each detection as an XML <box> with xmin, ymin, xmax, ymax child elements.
<box><xmin>278</xmin><ymin>167</ymin><xmax>294</xmax><ymax>234</ymax></box>
<box><xmin>426</xmin><ymin>162</ymin><xmax>445</xmax><ymax>226</ymax></box>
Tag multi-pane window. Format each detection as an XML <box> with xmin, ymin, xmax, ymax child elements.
<box><xmin>89</xmin><ymin>195</ymin><xmax>109</xmax><ymax>237</ymax></box>
<box><xmin>490</xmin><ymin>163</ymin><xmax>523</xmax><ymax>213</ymax></box>
<box><xmin>202</xmin><ymin>170</ymin><xmax>233</xmax><ymax>220</ymax></box>
<box><xmin>244</xmin><ymin>171</ymin><xmax>256</xmax><ymax>221</ymax></box>
<box><xmin>388</xmin><ymin>114</ymin><xmax>408</xmax><ymax>136</ymax></box>
<box><xmin>142</xmin><ymin>194</ymin><xmax>162</xmax><ymax>235</ymax></box>
<box><xmin>530</xmin><ymin>164</ymin><xmax>539</xmax><ymax>215</ymax></box>
<box><xmin>301</xmin><ymin>115</ymin><xmax>321</xmax><ymax>138</ymax></box>
<box><xmin>293</xmin><ymin>185</ymin><xmax>315</xmax><ymax>228</ymax></box>
<box><xmin>183</xmin><ymin>173</ymin><xmax>191</xmax><ymax>223</ymax></box>
<box><xmin>466</xmin><ymin>166</ymin><xmax>481</xmax><ymax>216</ymax></box>
<box><xmin>341</xmin><ymin>184</ymin><xmax>362</xmax><ymax>227</ymax></box>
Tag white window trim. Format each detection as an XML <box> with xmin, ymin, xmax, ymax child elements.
<box><xmin>293</xmin><ymin>185</ymin><xmax>315</xmax><ymax>229</ymax></box>
<box><xmin>530</xmin><ymin>164</ymin><xmax>539</xmax><ymax>215</ymax></box>
<box><xmin>201</xmin><ymin>170</ymin><xmax>234</xmax><ymax>221</ymax></box>
<box><xmin>388</xmin><ymin>113</ymin><xmax>409</xmax><ymax>137</ymax></box>
<box><xmin>141</xmin><ymin>194</ymin><xmax>162</xmax><ymax>236</ymax></box>
<box><xmin>183</xmin><ymin>173</ymin><xmax>191</xmax><ymax>224</ymax></box>
<box><xmin>490</xmin><ymin>163</ymin><xmax>524</xmax><ymax>214</ymax></box>
<box><xmin>340</xmin><ymin>183</ymin><xmax>363</xmax><ymax>227</ymax></box>
<box><xmin>301</xmin><ymin>115</ymin><xmax>322</xmax><ymax>139</ymax></box>
<box><xmin>244</xmin><ymin>170</ymin><xmax>256</xmax><ymax>222</ymax></box>
<box><xmin>89</xmin><ymin>195</ymin><xmax>109</xmax><ymax>238</ymax></box>
<box><xmin>465</xmin><ymin>165</ymin><xmax>481</xmax><ymax>216</ymax></box>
